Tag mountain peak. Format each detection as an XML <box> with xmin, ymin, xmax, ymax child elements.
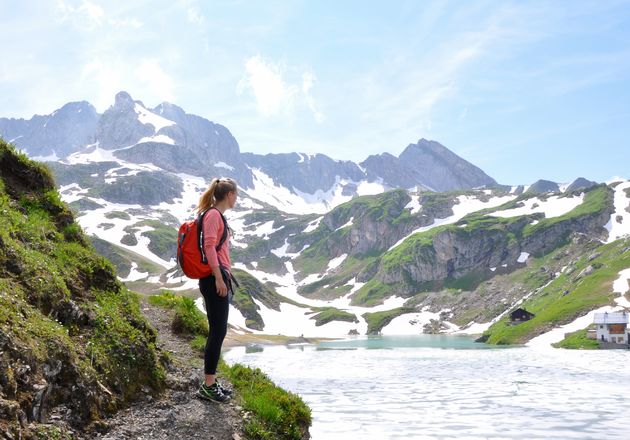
<box><xmin>400</xmin><ymin>138</ymin><xmax>448</xmax><ymax>157</ymax></box>
<box><xmin>113</xmin><ymin>91</ymin><xmax>136</xmax><ymax>111</ymax></box>
<box><xmin>396</xmin><ymin>139</ymin><xmax>497</xmax><ymax>191</ymax></box>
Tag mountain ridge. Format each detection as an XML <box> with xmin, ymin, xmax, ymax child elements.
<box><xmin>1</xmin><ymin>91</ymin><xmax>499</xmax><ymax>200</ymax></box>
<box><xmin>2</xmin><ymin>92</ymin><xmax>629</xmax><ymax>349</ymax></box>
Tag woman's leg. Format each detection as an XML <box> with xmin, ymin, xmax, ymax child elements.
<box><xmin>199</xmin><ymin>276</ymin><xmax>229</xmax><ymax>385</ymax></box>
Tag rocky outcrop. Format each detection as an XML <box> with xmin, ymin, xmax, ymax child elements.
<box><xmin>566</xmin><ymin>177</ymin><xmax>598</xmax><ymax>193</ymax></box>
<box><xmin>372</xmin><ymin>185</ymin><xmax>614</xmax><ymax>295</ymax></box>
<box><xmin>525</xmin><ymin>179</ymin><xmax>560</xmax><ymax>194</ymax></box>
<box><xmin>290</xmin><ymin>190</ymin><xmax>432</xmax><ymax>260</ymax></box>
<box><xmin>241</xmin><ymin>152</ymin><xmax>365</xmax><ymax>195</ymax></box>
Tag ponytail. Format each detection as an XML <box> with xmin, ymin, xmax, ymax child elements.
<box><xmin>196</xmin><ymin>177</ymin><xmax>237</xmax><ymax>213</ymax></box>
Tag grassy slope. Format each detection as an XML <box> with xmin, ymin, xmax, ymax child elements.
<box><xmin>352</xmin><ymin>185</ymin><xmax>612</xmax><ymax>306</ymax></box>
<box><xmin>483</xmin><ymin>237</ymin><xmax>630</xmax><ymax>345</ymax></box>
<box><xmin>0</xmin><ymin>140</ymin><xmax>165</xmax><ymax>436</ymax></box>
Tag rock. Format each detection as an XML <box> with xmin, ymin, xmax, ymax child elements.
<box><xmin>588</xmin><ymin>252</ymin><xmax>602</xmax><ymax>261</ymax></box>
<box><xmin>0</xmin><ymin>397</ymin><xmax>20</xmax><ymax>419</ymax></box>
<box><xmin>31</xmin><ymin>381</ymin><xmax>51</xmax><ymax>423</ymax></box>
<box><xmin>566</xmin><ymin>178</ymin><xmax>598</xmax><ymax>193</ymax></box>
<box><xmin>577</xmin><ymin>265</ymin><xmax>595</xmax><ymax>279</ymax></box>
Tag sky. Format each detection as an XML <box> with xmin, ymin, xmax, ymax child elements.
<box><xmin>1</xmin><ymin>0</ymin><xmax>629</xmax><ymax>185</ymax></box>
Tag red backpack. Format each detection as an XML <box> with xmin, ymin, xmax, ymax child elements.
<box><xmin>177</xmin><ymin>208</ymin><xmax>228</xmax><ymax>279</ymax></box>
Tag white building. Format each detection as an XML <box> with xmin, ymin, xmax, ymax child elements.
<box><xmin>593</xmin><ymin>311</ymin><xmax>629</xmax><ymax>344</ymax></box>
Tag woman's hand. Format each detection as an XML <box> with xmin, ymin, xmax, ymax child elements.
<box><xmin>215</xmin><ymin>276</ymin><xmax>228</xmax><ymax>297</ymax></box>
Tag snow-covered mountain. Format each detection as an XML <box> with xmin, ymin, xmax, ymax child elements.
<box><xmin>2</xmin><ymin>91</ymin><xmax>629</xmax><ymax>346</ymax></box>
<box><xmin>1</xmin><ymin>91</ymin><xmax>497</xmax><ymax>213</ymax></box>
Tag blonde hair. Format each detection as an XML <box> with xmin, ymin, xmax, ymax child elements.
<box><xmin>197</xmin><ymin>177</ymin><xmax>238</xmax><ymax>213</ymax></box>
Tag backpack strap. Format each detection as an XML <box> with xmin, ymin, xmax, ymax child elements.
<box><xmin>196</xmin><ymin>207</ymin><xmax>230</xmax><ymax>265</ymax></box>
<box><xmin>213</xmin><ymin>207</ymin><xmax>229</xmax><ymax>253</ymax></box>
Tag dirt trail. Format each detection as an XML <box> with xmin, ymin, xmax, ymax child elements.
<box><xmin>90</xmin><ymin>300</ymin><xmax>244</xmax><ymax>440</ymax></box>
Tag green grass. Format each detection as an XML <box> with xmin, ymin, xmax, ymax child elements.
<box><xmin>553</xmin><ymin>329</ymin><xmax>600</xmax><ymax>349</ymax></box>
<box><xmin>483</xmin><ymin>238</ymin><xmax>630</xmax><ymax>345</ymax></box>
<box><xmin>105</xmin><ymin>210</ymin><xmax>131</xmax><ymax>220</ymax></box>
<box><xmin>351</xmin><ymin>279</ymin><xmax>397</xmax><ymax>306</ymax></box>
<box><xmin>0</xmin><ymin>138</ymin><xmax>167</xmax><ymax>433</ymax></box>
<box><xmin>362</xmin><ymin>307</ymin><xmax>415</xmax><ymax>334</ymax></box>
<box><xmin>308</xmin><ymin>307</ymin><xmax>358</xmax><ymax>326</ymax></box>
<box><xmin>148</xmin><ymin>290</ymin><xmax>208</xmax><ymax>337</ymax></box>
<box><xmin>221</xmin><ymin>362</ymin><xmax>311</xmax><ymax>440</ymax></box>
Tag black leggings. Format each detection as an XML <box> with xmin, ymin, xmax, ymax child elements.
<box><xmin>199</xmin><ymin>276</ymin><xmax>229</xmax><ymax>375</ymax></box>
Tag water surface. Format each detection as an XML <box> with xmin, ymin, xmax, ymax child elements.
<box><xmin>224</xmin><ymin>335</ymin><xmax>629</xmax><ymax>439</ymax></box>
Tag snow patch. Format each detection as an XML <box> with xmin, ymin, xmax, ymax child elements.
<box><xmin>381</xmin><ymin>309</ymin><xmax>458</xmax><ymax>335</ymax></box>
<box><xmin>490</xmin><ymin>193</ymin><xmax>585</xmax><ymax>219</ymax></box>
<box><xmin>118</xmin><ymin>262</ymin><xmax>148</xmax><ymax>282</ymax></box>
<box><xmin>303</xmin><ymin>217</ymin><xmax>323</xmax><ymax>233</ymax></box>
<box><xmin>215</xmin><ymin>162</ymin><xmax>235</xmax><ymax>171</ymax></box>
<box><xmin>335</xmin><ymin>217</ymin><xmax>353</xmax><ymax>231</ymax></box>
<box><xmin>327</xmin><ymin>254</ymin><xmax>347</xmax><ymax>271</ymax></box>
<box><xmin>246</xmin><ymin>168</ymin><xmax>383</xmax><ymax>214</ymax></box>
<box><xmin>356</xmin><ymin>179</ymin><xmax>386</xmax><ymax>196</ymax></box>
<box><xmin>517</xmin><ymin>252</ymin><xmax>530</xmax><ymax>263</ymax></box>
<box><xmin>605</xmin><ymin>180</ymin><xmax>630</xmax><ymax>243</ymax></box>
<box><xmin>404</xmin><ymin>195</ymin><xmax>422</xmax><ymax>214</ymax></box>
<box><xmin>136</xmin><ymin>134</ymin><xmax>175</xmax><ymax>145</ymax></box>
<box><xmin>135</xmin><ymin>103</ymin><xmax>175</xmax><ymax>132</ymax></box>
<box><xmin>613</xmin><ymin>268</ymin><xmax>630</xmax><ymax>308</ymax></box>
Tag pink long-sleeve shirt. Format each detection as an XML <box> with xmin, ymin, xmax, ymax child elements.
<box><xmin>202</xmin><ymin>208</ymin><xmax>231</xmax><ymax>271</ymax></box>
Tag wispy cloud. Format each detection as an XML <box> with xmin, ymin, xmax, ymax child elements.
<box><xmin>56</xmin><ymin>0</ymin><xmax>144</xmax><ymax>30</ymax></box>
<box><xmin>302</xmin><ymin>72</ymin><xmax>324</xmax><ymax>123</ymax></box>
<box><xmin>79</xmin><ymin>57</ymin><xmax>176</xmax><ymax>110</ymax></box>
<box><xmin>56</xmin><ymin>0</ymin><xmax>104</xmax><ymax>30</ymax></box>
<box><xmin>237</xmin><ymin>55</ymin><xmax>324</xmax><ymax>123</ymax></box>
<box><xmin>237</xmin><ymin>56</ymin><xmax>298</xmax><ymax>117</ymax></box>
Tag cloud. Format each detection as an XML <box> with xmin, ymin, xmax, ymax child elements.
<box><xmin>302</xmin><ymin>72</ymin><xmax>324</xmax><ymax>123</ymax></box>
<box><xmin>80</xmin><ymin>59</ymin><xmax>123</xmax><ymax>109</ymax></box>
<box><xmin>56</xmin><ymin>0</ymin><xmax>104</xmax><ymax>30</ymax></box>
<box><xmin>187</xmin><ymin>7</ymin><xmax>204</xmax><ymax>25</ymax></box>
<box><xmin>237</xmin><ymin>55</ymin><xmax>324</xmax><ymax>122</ymax></box>
<box><xmin>56</xmin><ymin>0</ymin><xmax>143</xmax><ymax>30</ymax></box>
<box><xmin>134</xmin><ymin>60</ymin><xmax>176</xmax><ymax>103</ymax></box>
<box><xmin>108</xmin><ymin>17</ymin><xmax>143</xmax><ymax>29</ymax></box>
<box><xmin>79</xmin><ymin>57</ymin><xmax>175</xmax><ymax>111</ymax></box>
<box><xmin>237</xmin><ymin>56</ymin><xmax>299</xmax><ymax>117</ymax></box>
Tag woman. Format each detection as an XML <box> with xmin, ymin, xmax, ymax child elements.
<box><xmin>195</xmin><ymin>177</ymin><xmax>238</xmax><ymax>403</ymax></box>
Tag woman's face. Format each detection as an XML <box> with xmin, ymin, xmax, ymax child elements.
<box><xmin>227</xmin><ymin>189</ymin><xmax>238</xmax><ymax>209</ymax></box>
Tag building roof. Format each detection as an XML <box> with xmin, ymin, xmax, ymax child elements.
<box><xmin>593</xmin><ymin>312</ymin><xmax>628</xmax><ymax>324</ymax></box>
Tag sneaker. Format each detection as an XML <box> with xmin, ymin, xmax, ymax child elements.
<box><xmin>196</xmin><ymin>383</ymin><xmax>230</xmax><ymax>403</ymax></box>
<box><xmin>215</xmin><ymin>379</ymin><xmax>233</xmax><ymax>397</ymax></box>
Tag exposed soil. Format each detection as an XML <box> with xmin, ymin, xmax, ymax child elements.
<box><xmin>88</xmin><ymin>299</ymin><xmax>245</xmax><ymax>440</ymax></box>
